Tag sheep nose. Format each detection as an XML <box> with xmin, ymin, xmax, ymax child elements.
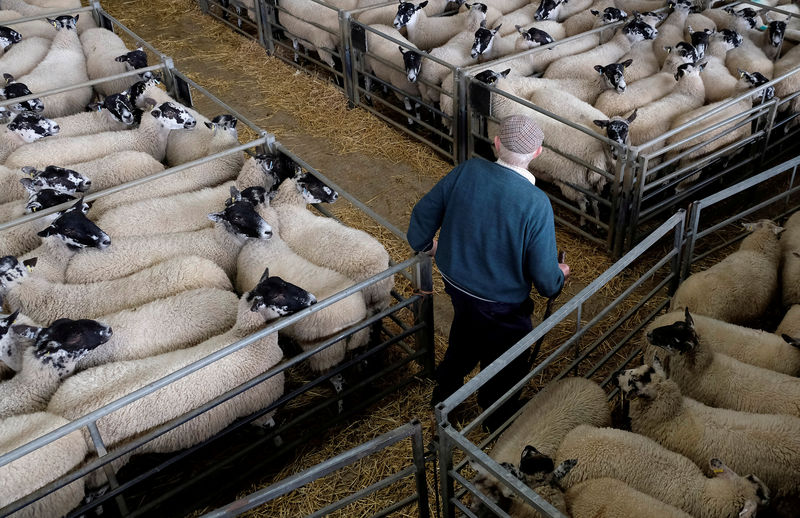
<box><xmin>308</xmin><ymin>294</ymin><xmax>318</xmax><ymax>305</ymax></box>
<box><xmin>99</xmin><ymin>237</ymin><xmax>111</xmax><ymax>249</ymax></box>
<box><xmin>393</xmin><ymin>22</ymin><xmax>401</xmax><ymax>28</ymax></box>
<box><xmin>262</xmin><ymin>229</ymin><xmax>273</xmax><ymax>239</ymax></box>
<box><xmin>51</xmin><ymin>124</ymin><xmax>60</xmax><ymax>134</ymax></box>
<box><xmin>646</xmin><ymin>331</ymin><xmax>654</xmax><ymax>342</ymax></box>
<box><xmin>82</xmin><ymin>179</ymin><xmax>92</xmax><ymax>189</ymax></box>
<box><xmin>185</xmin><ymin>119</ymin><xmax>196</xmax><ymax>129</ymax></box>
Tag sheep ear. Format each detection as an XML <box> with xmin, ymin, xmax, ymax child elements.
<box><xmin>709</xmin><ymin>458</ymin><xmax>742</xmax><ymax>480</ymax></box>
<box><xmin>594</xmin><ymin>64</ymin><xmax>604</xmax><ymax>74</ymax></box>
<box><xmin>552</xmin><ymin>459</ymin><xmax>577</xmax><ymax>481</ymax></box>
<box><xmin>781</xmin><ymin>334</ymin><xmax>800</xmax><ymax>348</ymax></box>
<box><xmin>22</xmin><ymin>257</ymin><xmax>37</xmax><ymax>270</ymax></box>
<box><xmin>480</xmin><ymin>19</ymin><xmax>487</xmax><ymax>28</ymax></box>
<box><xmin>204</xmin><ymin>121</ymin><xmax>214</xmax><ymax>130</ymax></box>
<box><xmin>652</xmin><ymin>355</ymin><xmax>666</xmax><ymax>376</ymax></box>
<box><xmin>741</xmin><ymin>221</ymin><xmax>755</xmax><ymax>232</ymax></box>
<box><xmin>229</xmin><ymin>186</ymin><xmax>242</xmax><ymax>201</ymax></box>
<box><xmin>500</xmin><ymin>68</ymin><xmax>511</xmax><ymax>77</ymax></box>
<box><xmin>515</xmin><ymin>24</ymin><xmax>523</xmax><ymax>33</ymax></box>
<box><xmin>419</xmin><ymin>0</ymin><xmax>428</xmax><ymax>7</ymax></box>
<box><xmin>21</xmin><ymin>166</ymin><xmax>37</xmax><ymax>177</ymax></box>
<box><xmin>3</xmin><ymin>73</ymin><xmax>14</xmax><ymax>85</ymax></box>
<box><xmin>150</xmin><ymin>109</ymin><xmax>161</xmax><ymax>118</ymax></box>
<box><xmin>207</xmin><ymin>211</ymin><xmax>224</xmax><ymax>222</ymax></box>
<box><xmin>37</xmin><ymin>225</ymin><xmax>57</xmax><ymax>238</ymax></box>
<box><xmin>258</xmin><ymin>267</ymin><xmax>271</xmax><ymax>286</ymax></box>
<box><xmin>398</xmin><ymin>45</ymin><xmax>406</xmax><ymax>55</ymax></box>
<box><xmin>249</xmin><ymin>294</ymin><xmax>265</xmax><ymax>311</ymax></box>
<box><xmin>663</xmin><ymin>45</ymin><xmax>673</xmax><ymax>53</ymax></box>
<box><xmin>593</xmin><ymin>119</ymin><xmax>610</xmax><ymax>128</ymax></box>
<box><xmin>627</xmin><ymin>109</ymin><xmax>638</xmax><ymax>123</ymax></box>
<box><xmin>493</xmin><ymin>24</ymin><xmax>502</xmax><ymax>33</ymax></box>
<box><xmin>683</xmin><ymin>307</ymin><xmax>694</xmax><ymax>328</ymax></box>
<box><xmin>11</xmin><ymin>324</ymin><xmax>41</xmax><ymax>340</ymax></box>
<box><xmin>19</xmin><ymin>178</ymin><xmax>36</xmax><ymax>194</ymax></box>
<box><xmin>622</xmin><ymin>58</ymin><xmax>633</xmax><ymax>68</ymax></box>
<box><xmin>591</xmin><ymin>9</ymin><xmax>599</xmax><ymax>15</ymax></box>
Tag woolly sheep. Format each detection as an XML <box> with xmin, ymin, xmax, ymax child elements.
<box><xmin>555</xmin><ymin>425</ymin><xmax>768</xmax><ymax>518</ymax></box>
<box><xmin>0</xmin><ymin>10</ymin><xmax>55</xmax><ymax>40</ymax></box>
<box><xmin>670</xmin><ymin>219</ymin><xmax>782</xmax><ymax>324</ymax></box>
<box><xmin>562</xmin><ymin>0</ymin><xmax>618</xmax><ymax>39</ymax></box>
<box><xmin>776</xmin><ymin>304</ymin><xmax>800</xmax><ymax>337</ymax></box>
<box><xmin>79</xmin><ymin>28</ymin><xmax>140</xmax><ymax>97</ymax></box>
<box><xmin>165</xmin><ymin>113</ymin><xmax>239</xmax><ymax>167</ymax></box>
<box><xmin>271</xmin><ymin>176</ymin><xmax>393</xmax><ymax>314</ymax></box>
<box><xmin>652</xmin><ymin>0</ymin><xmax>693</xmax><ymax>65</ymax></box>
<box><xmin>237</xmin><ymin>201</ymin><xmax>370</xmax><ymax>371</ymax></box>
<box><xmin>0</xmin><ymin>111</ymin><xmax>60</xmax><ymax>163</ymax></box>
<box><xmin>5</xmin><ymin>100</ymin><xmax>196</xmax><ymax>168</ymax></box>
<box><xmin>48</xmin><ymin>92</ymin><xmax>138</xmax><ymax>139</ymax></box>
<box><xmin>47</xmin><ymin>272</ymin><xmax>316</xmax><ymax>490</ymax></box>
<box><xmin>93</xmin><ymin>154</ymin><xmax>277</xmax><ymax>238</ymax></box>
<box><xmin>0</xmin><ymin>163</ymin><xmax>89</xmax><ymax>207</ymax></box>
<box><xmin>65</xmin><ymin>192</ymin><xmax>272</xmax><ymax>282</ymax></box>
<box><xmin>0</xmin><ymin>318</ymin><xmax>111</xmax><ymax>417</ymax></box>
<box><xmin>279</xmin><ymin>0</ymin><xmax>344</xmax><ymax>67</ymax></box>
<box><xmin>469</xmin><ymin>378</ymin><xmax>610</xmax><ymax>516</ymax></box>
<box><xmin>355</xmin><ymin>0</ymin><xmax>457</xmax><ymax>27</ymax></box>
<box><xmin>645</xmin><ymin>309</ymin><xmax>800</xmax><ymax>375</ymax></box>
<box><xmin>63</xmin><ymin>150</ymin><xmax>165</xmax><ymax>196</ymax></box>
<box><xmin>781</xmin><ymin>211</ymin><xmax>800</xmax><ymax>305</ymax></box>
<box><xmin>393</xmin><ymin>0</ymin><xmax>487</xmax><ymax>50</ymax></box>
<box><xmin>15</xmin><ymin>16</ymin><xmax>91</xmax><ymax>118</ymax></box>
<box><xmin>593</xmin><ymin>49</ymin><xmax>694</xmax><ymax>117</ymax></box>
<box><xmin>684</xmin><ymin>13</ymin><xmax>717</xmax><ymax>41</ymax></box>
<box><xmin>0</xmin><ymin>254</ymin><xmax>233</xmax><ymax>325</ymax></box>
<box><xmin>533</xmin><ymin>0</ymin><xmax>594</xmax><ymax>22</ymax></box>
<box><xmin>0</xmin><ymin>36</ymin><xmax>49</xmax><ymax>79</ymax></box>
<box><xmin>0</xmin><ymin>188</ymin><xmax>77</xmax><ymax>259</ymax></box>
<box><xmin>725</xmin><ymin>33</ymin><xmax>775</xmax><ymax>79</ymax></box>
<box><xmin>492</xmin><ymin>26</ymin><xmax>600</xmax><ymax>77</ymax></box>
<box><xmin>566</xmin><ymin>478</ymin><xmax>694</xmax><ymax>518</ymax></box>
<box><xmin>620</xmin><ymin>358</ymin><xmax>800</xmax><ymax>497</ymax></box>
<box><xmin>618</xmin><ymin>40</ymin><xmax>659</xmax><ymax>82</ymax></box>
<box><xmin>700</xmin><ymin>30</ymin><xmax>743</xmax><ymax>102</ymax></box>
<box><xmin>0</xmin><ymin>412</ymin><xmax>88</xmax><ymax>518</ymax></box>
<box><xmin>751</xmin><ymin>17</ymin><xmax>787</xmax><ymax>61</ymax></box>
<box><xmin>0</xmin><ymin>310</ymin><xmax>31</xmax><ymax>374</ymax></box>
<box><xmin>612</xmin><ymin>0</ymin><xmax>664</xmax><ymax>14</ymax></box>
<box><xmin>543</xmin><ymin>17</ymin><xmax>657</xmax><ymax>80</ymax></box>
<box><xmin>646</xmin><ymin>309</ymin><xmax>800</xmax><ymax>417</ymax></box>
<box><xmin>2</xmin><ymin>0</ymin><xmax>97</xmax><ymax>33</ymax></box>
<box><xmin>773</xmin><ymin>43</ymin><xmax>800</xmax><ymax>129</ymax></box>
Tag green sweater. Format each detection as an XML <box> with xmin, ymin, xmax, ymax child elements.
<box><xmin>407</xmin><ymin>158</ymin><xmax>564</xmax><ymax>303</ymax></box>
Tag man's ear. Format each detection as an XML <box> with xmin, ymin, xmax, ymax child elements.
<box><xmin>532</xmin><ymin>146</ymin><xmax>543</xmax><ymax>159</ymax></box>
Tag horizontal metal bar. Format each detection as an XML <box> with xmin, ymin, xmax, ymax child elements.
<box><xmin>1</xmin><ymin>5</ymin><xmax>95</xmax><ymax>25</ymax></box>
<box><xmin>308</xmin><ymin>466</ymin><xmax>416</xmax><ymax>518</ymax></box>
<box><xmin>93</xmin><ymin>7</ymin><xmax>169</xmax><ymax>58</ymax></box>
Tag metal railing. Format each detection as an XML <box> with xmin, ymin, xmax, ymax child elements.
<box><xmin>200</xmin><ymin>420</ymin><xmax>430</xmax><ymax>517</ymax></box>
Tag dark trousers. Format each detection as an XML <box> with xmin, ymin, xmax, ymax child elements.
<box><xmin>431</xmin><ymin>278</ymin><xmax>533</xmax><ymax>429</ymax></box>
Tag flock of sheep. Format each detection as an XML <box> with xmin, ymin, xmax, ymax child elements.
<box><xmin>260</xmin><ymin>0</ymin><xmax>800</xmax><ymax>222</ymax></box>
<box><xmin>464</xmin><ymin>216</ymin><xmax>800</xmax><ymax>517</ymax></box>
<box><xmin>0</xmin><ymin>2</ymin><xmax>394</xmax><ymax>516</ymax></box>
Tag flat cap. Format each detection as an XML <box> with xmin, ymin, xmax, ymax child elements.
<box><xmin>497</xmin><ymin>115</ymin><xmax>544</xmax><ymax>154</ymax></box>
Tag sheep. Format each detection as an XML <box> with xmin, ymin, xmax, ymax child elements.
<box><xmin>0</xmin><ymin>318</ymin><xmax>112</xmax><ymax>418</ymax></box>
<box><xmin>393</xmin><ymin>0</ymin><xmax>489</xmax><ymax>50</ymax></box>
<box><xmin>781</xmin><ymin>211</ymin><xmax>800</xmax><ymax>305</ymax></box>
<box><xmin>48</xmin><ymin>91</ymin><xmax>138</xmax><ymax>139</ymax></box>
<box><xmin>0</xmin><ymin>10</ymin><xmax>55</xmax><ymax>41</ymax></box>
<box><xmin>355</xmin><ymin>0</ymin><xmax>458</xmax><ymax>28</ymax></box>
<box><xmin>62</xmin><ymin>150</ymin><xmax>164</xmax><ymax>196</ymax></box>
<box><xmin>46</xmin><ymin>270</ymin><xmax>316</xmax><ymax>490</ymax></box>
<box><xmin>773</xmin><ymin>43</ymin><xmax>800</xmax><ymax>130</ymax></box>
<box><xmin>79</xmin><ymin>28</ymin><xmax>141</xmax><ymax>97</ymax></box>
<box><xmin>5</xmin><ymin>100</ymin><xmax>196</xmax><ymax>168</ymax></box>
<box><xmin>725</xmin><ymin>32</ymin><xmax>775</xmax><ymax>79</ymax></box>
<box><xmin>271</xmin><ymin>174</ymin><xmax>393</xmax><ymax>314</ymax></box>
<box><xmin>0</xmin><ymin>254</ymin><xmax>233</xmax><ymax>325</ymax></box>
<box><xmin>18</xmin><ymin>198</ymin><xmax>110</xmax><ymax>283</ymax></box>
<box><xmin>0</xmin><ymin>309</ymin><xmax>27</xmax><ymax>375</ymax></box>
<box><xmin>618</xmin><ymin>39</ymin><xmax>660</xmax><ymax>82</ymax></box>
<box><xmin>613</xmin><ymin>0</ymin><xmax>665</xmax><ymax>14</ymax></box>
<box><xmin>593</xmin><ymin>49</ymin><xmax>694</xmax><ymax>117</ymax></box>
<box><xmin>0</xmin><ymin>74</ymin><xmax>43</xmax><ymax>114</ymax></box>
<box><xmin>92</xmin><ymin>154</ymin><xmax>282</xmax><ymax>238</ymax></box>
<box><xmin>644</xmin><ymin>309</ymin><xmax>800</xmax><ymax>375</ymax></box>
<box><xmin>670</xmin><ymin>219</ymin><xmax>782</xmax><ymax>325</ymax></box>
<box><xmin>0</xmin><ymin>163</ymin><xmax>90</xmax><ymax>206</ymax></box>
<box><xmin>0</xmin><ymin>36</ymin><xmax>50</xmax><ymax>79</ymax></box>
<box><xmin>700</xmin><ymin>29</ymin><xmax>744</xmax><ymax>102</ymax></box>
<box><xmin>0</xmin><ymin>189</ymin><xmax>77</xmax><ymax>259</ymax></box>
<box><xmin>619</xmin><ymin>358</ymin><xmax>800</xmax><ymax>498</ymax></box>
<box><xmin>499</xmin><ymin>26</ymin><xmax>601</xmax><ymax>76</ymax></box>
<box><xmin>415</xmin><ymin>29</ymin><xmax>478</xmax><ymax>104</ymax></box>
<box><xmin>555</xmin><ymin>425</ymin><xmax>769</xmax><ymax>518</ymax></box>
<box><xmin>0</xmin><ymin>111</ymin><xmax>60</xmax><ymax>163</ymax></box>
<box><xmin>165</xmin><ymin>113</ymin><xmax>239</xmax><ymax>166</ymax></box>
<box><xmin>65</xmin><ymin>191</ymin><xmax>272</xmax><ymax>282</ymax></box>
<box><xmin>533</xmin><ymin>0</ymin><xmax>594</xmax><ymax>22</ymax></box>
<box><xmin>363</xmin><ymin>25</ymin><xmax>423</xmax><ymax>125</ymax></box>
<box><xmin>543</xmin><ymin>17</ymin><xmax>657</xmax><ymax>80</ymax></box>
<box><xmin>0</xmin><ymin>412</ymin><xmax>88</xmax><ymax>518</ymax></box>
<box><xmin>703</xmin><ymin>6</ymin><xmax>761</xmax><ymax>33</ymax></box>
<box><xmin>15</xmin><ymin>16</ymin><xmax>91</xmax><ymax>119</ymax></box>
<box><xmin>469</xmin><ymin>377</ymin><xmax>610</xmax><ymax>516</ymax></box>
<box><xmin>752</xmin><ymin>16</ymin><xmax>787</xmax><ymax>61</ymax></box>
<box><xmin>472</xmin><ymin>23</ymin><xmax>522</xmax><ymax>61</ymax></box>
<box><xmin>684</xmin><ymin>14</ymin><xmax>717</xmax><ymax>41</ymax></box>
<box><xmin>237</xmin><ymin>201</ymin><xmax>370</xmax><ymax>374</ymax></box>
<box><xmin>1</xmin><ymin>0</ymin><xmax>97</xmax><ymax>33</ymax></box>
<box><xmin>646</xmin><ymin>308</ymin><xmax>800</xmax><ymax>417</ymax></box>
<box><xmin>562</xmin><ymin>1</ymin><xmax>619</xmax><ymax>39</ymax></box>
<box><xmin>627</xmin><ymin>61</ymin><xmax>706</xmax><ymax>155</ymax></box>
<box><xmin>776</xmin><ymin>304</ymin><xmax>800</xmax><ymax>337</ymax></box>
<box><xmin>0</xmin><ymin>24</ymin><xmax>20</xmax><ymax>53</ymax></box>
<box><xmin>653</xmin><ymin>0</ymin><xmax>693</xmax><ymax>65</ymax></box>
<box><xmin>566</xmin><ymin>478</ymin><xmax>694</xmax><ymax>518</ymax></box>
<box><xmin>279</xmin><ymin>0</ymin><xmax>346</xmax><ymax>67</ymax></box>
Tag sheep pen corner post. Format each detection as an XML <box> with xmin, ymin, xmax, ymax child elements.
<box><xmin>413</xmin><ymin>253</ymin><xmax>436</xmax><ymax>378</ymax></box>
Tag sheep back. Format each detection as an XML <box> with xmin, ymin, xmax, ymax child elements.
<box><xmin>566</xmin><ymin>478</ymin><xmax>693</xmax><ymax>518</ymax></box>
<box><xmin>0</xmin><ymin>36</ymin><xmax>50</xmax><ymax>79</ymax></box>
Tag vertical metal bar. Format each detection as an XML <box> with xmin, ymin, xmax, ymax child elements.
<box><xmin>606</xmin><ymin>151</ymin><xmax>624</xmax><ymax>254</ymax></box>
<box><xmin>628</xmin><ymin>154</ymin><xmax>649</xmax><ymax>251</ymax></box>
<box><xmin>571</xmin><ymin>303</ymin><xmax>583</xmax><ymax>376</ymax></box>
<box><xmin>413</xmin><ymin>254</ymin><xmax>436</xmax><ymax>377</ymax></box>
<box><xmin>261</xmin><ymin>0</ymin><xmax>277</xmax><ymax>55</ymax></box>
<box><xmin>198</xmin><ymin>0</ymin><xmax>211</xmax><ymax>13</ymax></box>
<box><xmin>464</xmin><ymin>75</ymin><xmax>476</xmax><ymax>163</ymax></box>
<box><xmin>410</xmin><ymin>420</ymin><xmax>431</xmax><ymax>518</ymax></box>
<box><xmin>455</xmin><ymin>68</ymin><xmax>468</xmax><ymax>164</ymax></box>
<box><xmin>762</xmin><ymin>100</ymin><xmax>780</xmax><ymax>158</ymax></box>
<box><xmin>613</xmin><ymin>151</ymin><xmax>636</xmax><ymax>257</ymax></box>
<box><xmin>435</xmin><ymin>420</ymin><xmax>456</xmax><ymax>518</ymax></box>
<box><xmin>670</xmin><ymin>209</ymin><xmax>686</xmax><ymax>295</ymax></box>
<box><xmin>254</xmin><ymin>0</ymin><xmax>266</xmax><ymax>49</ymax></box>
<box><xmin>680</xmin><ymin>201</ymin><xmax>702</xmax><ymax>281</ymax></box>
<box><xmin>86</xmin><ymin>422</ymin><xmax>130</xmax><ymax>516</ymax></box>
<box><xmin>340</xmin><ymin>12</ymin><xmax>356</xmax><ymax>108</ymax></box>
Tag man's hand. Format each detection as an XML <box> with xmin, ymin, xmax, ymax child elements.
<box><xmin>559</xmin><ymin>262</ymin><xmax>570</xmax><ymax>279</ymax></box>
<box><xmin>426</xmin><ymin>239</ymin><xmax>438</xmax><ymax>257</ymax></box>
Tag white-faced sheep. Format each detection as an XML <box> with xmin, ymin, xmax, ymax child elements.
<box><xmin>652</xmin><ymin>0</ymin><xmax>693</xmax><ymax>65</ymax></box>
<box><xmin>0</xmin><ymin>111</ymin><xmax>60</xmax><ymax>163</ymax></box>
<box><xmin>0</xmin><ymin>36</ymin><xmax>50</xmax><ymax>79</ymax></box>
<box><xmin>237</xmin><ymin>201</ymin><xmax>370</xmax><ymax>374</ymax></box>
<box><xmin>15</xmin><ymin>16</ymin><xmax>91</xmax><ymax>118</ymax></box>
<box><xmin>393</xmin><ymin>0</ymin><xmax>487</xmax><ymax>50</ymax></box>
<box><xmin>65</xmin><ymin>191</ymin><xmax>272</xmax><ymax>282</ymax></box>
<box><xmin>555</xmin><ymin>425</ymin><xmax>769</xmax><ymax>518</ymax></box>
<box><xmin>543</xmin><ymin>18</ymin><xmax>657</xmax><ymax>81</ymax></box>
<box><xmin>0</xmin><ymin>412</ymin><xmax>89</xmax><ymax>518</ymax></box>
<box><xmin>79</xmin><ymin>27</ymin><xmax>142</xmax><ymax>97</ymax></box>
<box><xmin>1</xmin><ymin>0</ymin><xmax>97</xmax><ymax>33</ymax></box>
<box><xmin>645</xmin><ymin>309</ymin><xmax>800</xmax><ymax>375</ymax></box>
<box><xmin>469</xmin><ymin>378</ymin><xmax>610</xmax><ymax>516</ymax></box>
<box><xmin>670</xmin><ymin>219</ymin><xmax>782</xmax><ymax>325</ymax></box>
<box><xmin>46</xmin><ymin>271</ymin><xmax>316</xmax><ymax>490</ymax></box>
<box><xmin>271</xmin><ymin>175</ymin><xmax>393</xmax><ymax>314</ymax></box>
<box><xmin>93</xmin><ymin>154</ymin><xmax>282</xmax><ymax>237</ymax></box>
<box><xmin>0</xmin><ymin>254</ymin><xmax>232</xmax><ymax>325</ymax></box>
<box><xmin>619</xmin><ymin>358</ymin><xmax>800</xmax><ymax>498</ymax></box>
<box><xmin>566</xmin><ymin>478</ymin><xmax>694</xmax><ymax>518</ymax></box>
<box><xmin>5</xmin><ymin>100</ymin><xmax>196</xmax><ymax>168</ymax></box>
<box><xmin>0</xmin><ymin>318</ymin><xmax>112</xmax><ymax>418</ymax></box>
<box><xmin>781</xmin><ymin>211</ymin><xmax>800</xmax><ymax>306</ymax></box>
<box><xmin>646</xmin><ymin>309</ymin><xmax>800</xmax><ymax>417</ymax></box>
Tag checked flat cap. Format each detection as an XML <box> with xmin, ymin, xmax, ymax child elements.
<box><xmin>497</xmin><ymin>115</ymin><xmax>544</xmax><ymax>154</ymax></box>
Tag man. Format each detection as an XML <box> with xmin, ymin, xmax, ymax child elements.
<box><xmin>407</xmin><ymin>114</ymin><xmax>569</xmax><ymax>431</ymax></box>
